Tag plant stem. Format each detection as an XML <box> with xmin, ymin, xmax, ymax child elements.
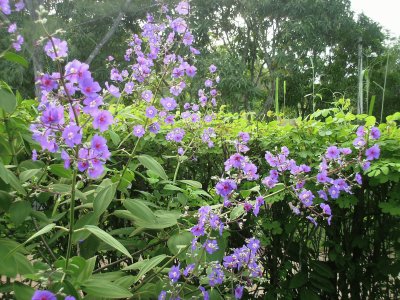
<box><xmin>173</xmin><ymin>160</ymin><xmax>181</xmax><ymax>183</ymax></box>
<box><xmin>65</xmin><ymin>166</ymin><xmax>78</xmax><ymax>270</ymax></box>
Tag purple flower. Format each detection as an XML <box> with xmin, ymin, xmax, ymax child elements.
<box><xmin>307</xmin><ymin>216</ymin><xmax>318</xmax><ymax>227</ymax></box>
<box><xmin>92</xmin><ymin>110</ymin><xmax>113</xmax><ymax>132</ymax></box>
<box><xmin>32</xmin><ymin>149</ymin><xmax>38</xmax><ymax>161</ymax></box>
<box><xmin>318</xmin><ymin>190</ymin><xmax>328</xmax><ymax>201</ymax></box>
<box><xmin>356</xmin><ymin>126</ymin><xmax>366</xmax><ymax>137</ymax></box>
<box><xmin>234</xmin><ymin>285</ymin><xmax>244</xmax><ymax>299</ymax></box>
<box><xmin>215</xmin><ymin>179</ymin><xmax>237</xmax><ymax>197</ymax></box>
<box><xmin>183</xmin><ymin>32</ymin><xmax>194</xmax><ymax>45</ymax></box>
<box><xmin>83</xmin><ymin>96</ymin><xmax>103</xmax><ymax>115</ymax></box>
<box><xmin>133</xmin><ymin>125</ymin><xmax>145</xmax><ymax>137</ymax></box>
<box><xmin>170</xmin><ymin>18</ymin><xmax>187</xmax><ymax>33</ymax></box>
<box><xmin>183</xmin><ymin>263</ymin><xmax>195</xmax><ymax>277</ymax></box>
<box><xmin>158</xmin><ymin>291</ymin><xmax>167</xmax><ymax>300</ymax></box>
<box><xmin>165</xmin><ymin>115</ymin><xmax>175</xmax><ymax>125</ymax></box>
<box><xmin>0</xmin><ymin>0</ymin><xmax>11</xmax><ymax>14</ymax></box>
<box><xmin>105</xmin><ymin>82</ymin><xmax>121</xmax><ymax>98</ymax></box>
<box><xmin>175</xmin><ymin>1</ymin><xmax>189</xmax><ymax>15</ymax></box>
<box><xmin>88</xmin><ymin>162</ymin><xmax>104</xmax><ymax>178</ymax></box>
<box><xmin>199</xmin><ymin>286</ymin><xmax>209</xmax><ymax>300</ymax></box>
<box><xmin>61</xmin><ymin>150</ymin><xmax>71</xmax><ymax>169</ymax></box>
<box><xmin>353</xmin><ymin>137</ymin><xmax>366</xmax><ymax>148</ymax></box>
<box><xmin>328</xmin><ymin>186</ymin><xmax>340</xmax><ymax>199</ymax></box>
<box><xmin>320</xmin><ymin>203</ymin><xmax>331</xmax><ymax>215</ymax></box>
<box><xmin>355</xmin><ymin>173</ymin><xmax>362</xmax><ymax>185</ymax></box>
<box><xmin>370</xmin><ymin>127</ymin><xmax>381</xmax><ymax>139</ymax></box>
<box><xmin>166</xmin><ymin>128</ymin><xmax>185</xmax><ymax>142</ymax></box>
<box><xmin>41</xmin><ymin>105</ymin><xmax>64</xmax><ymax>125</ymax></box>
<box><xmin>32</xmin><ymin>290</ymin><xmax>56</xmax><ymax>300</ymax></box>
<box><xmin>191</xmin><ymin>224</ymin><xmax>205</xmax><ymax>236</ymax></box>
<box><xmin>91</xmin><ymin>135</ymin><xmax>109</xmax><ymax>157</ymax></box>
<box><xmin>204</xmin><ymin>239</ymin><xmax>219</xmax><ymax>254</ymax></box>
<box><xmin>11</xmin><ymin>34</ymin><xmax>24</xmax><ymax>52</ymax></box>
<box><xmin>168</xmin><ymin>265</ymin><xmax>181</xmax><ymax>283</ymax></box>
<box><xmin>209</xmin><ymin>64</ymin><xmax>217</xmax><ymax>73</ymax></box>
<box><xmin>243</xmin><ymin>162</ymin><xmax>259</xmax><ymax>180</ymax></box>
<box><xmin>160</xmin><ymin>97</ymin><xmax>177</xmax><ymax>111</ymax></box>
<box><xmin>149</xmin><ymin>122</ymin><xmax>160</xmax><ymax>134</ymax></box>
<box><xmin>65</xmin><ymin>296</ymin><xmax>76</xmax><ymax>300</ymax></box>
<box><xmin>141</xmin><ymin>90</ymin><xmax>153</xmax><ymax>102</ymax></box>
<box><xmin>145</xmin><ymin>106</ymin><xmax>158</xmax><ymax>118</ymax></box>
<box><xmin>325</xmin><ymin>146</ymin><xmax>340</xmax><ymax>160</ymax></box>
<box><xmin>299</xmin><ymin>189</ymin><xmax>314</xmax><ymax>207</ymax></box>
<box><xmin>253</xmin><ymin>196</ymin><xmax>264</xmax><ymax>216</ymax></box>
<box><xmin>186</xmin><ymin>65</ymin><xmax>197</xmax><ymax>77</ymax></box>
<box><xmin>62</xmin><ymin>125</ymin><xmax>82</xmax><ymax>148</ymax></box>
<box><xmin>238</xmin><ymin>132</ymin><xmax>250</xmax><ymax>143</ymax></box>
<box><xmin>124</xmin><ymin>82</ymin><xmax>135</xmax><ymax>94</ymax></box>
<box><xmin>340</xmin><ymin>148</ymin><xmax>352</xmax><ymax>155</ymax></box>
<box><xmin>317</xmin><ymin>172</ymin><xmax>329</xmax><ymax>183</ymax></box>
<box><xmin>365</xmin><ymin>144</ymin><xmax>380</xmax><ymax>160</ymax></box>
<box><xmin>247</xmin><ymin>238</ymin><xmax>260</xmax><ymax>253</ymax></box>
<box><xmin>205</xmin><ymin>79</ymin><xmax>213</xmax><ymax>87</ymax></box>
<box><xmin>15</xmin><ymin>0</ymin><xmax>24</xmax><ymax>11</ymax></box>
<box><xmin>8</xmin><ymin>23</ymin><xmax>17</xmax><ymax>33</ymax></box>
<box><xmin>208</xmin><ymin>264</ymin><xmax>224</xmax><ymax>286</ymax></box>
<box><xmin>243</xmin><ymin>202</ymin><xmax>253</xmax><ymax>212</ymax></box>
<box><xmin>362</xmin><ymin>161</ymin><xmax>371</xmax><ymax>171</ymax></box>
<box><xmin>79</xmin><ymin>77</ymin><xmax>101</xmax><ymax>98</ymax></box>
<box><xmin>44</xmin><ymin>37</ymin><xmax>68</xmax><ymax>61</ymax></box>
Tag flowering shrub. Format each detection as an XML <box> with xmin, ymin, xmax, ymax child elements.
<box><xmin>0</xmin><ymin>1</ymin><xmax>398</xmax><ymax>300</ymax></box>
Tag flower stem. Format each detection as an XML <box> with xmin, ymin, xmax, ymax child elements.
<box><xmin>65</xmin><ymin>166</ymin><xmax>78</xmax><ymax>270</ymax></box>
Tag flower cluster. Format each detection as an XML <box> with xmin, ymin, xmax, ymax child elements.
<box><xmin>104</xmin><ymin>0</ymin><xmax>219</xmax><ymax>157</ymax></box>
<box><xmin>31</xmin><ymin>37</ymin><xmax>112</xmax><ymax>178</ymax></box>
<box><xmin>0</xmin><ymin>0</ymin><xmax>25</xmax><ymax>51</ymax></box>
<box><xmin>158</xmin><ymin>125</ymin><xmax>381</xmax><ymax>299</ymax></box>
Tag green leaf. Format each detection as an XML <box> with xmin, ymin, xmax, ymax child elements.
<box><xmin>93</xmin><ymin>182</ymin><xmax>116</xmax><ymax>217</ymax></box>
<box><xmin>230</xmin><ymin>205</ymin><xmax>245</xmax><ymax>220</ymax></box>
<box><xmin>84</xmin><ymin>225</ymin><xmax>132</xmax><ymax>258</ymax></box>
<box><xmin>123</xmin><ymin>198</ymin><xmax>156</xmax><ymax>223</ymax></box>
<box><xmin>9</xmin><ymin>201</ymin><xmax>32</xmax><ymax>226</ymax></box>
<box><xmin>289</xmin><ymin>272</ymin><xmax>308</xmax><ymax>289</ymax></box>
<box><xmin>178</xmin><ymin>180</ymin><xmax>202</xmax><ymax>188</ymax></box>
<box><xmin>137</xmin><ymin>154</ymin><xmax>168</xmax><ymax>180</ymax></box>
<box><xmin>124</xmin><ymin>254</ymin><xmax>167</xmax><ymax>283</ymax></box>
<box><xmin>49</xmin><ymin>183</ymin><xmax>71</xmax><ymax>193</ymax></box>
<box><xmin>24</xmin><ymin>223</ymin><xmax>56</xmax><ymax>245</ymax></box>
<box><xmin>82</xmin><ymin>279</ymin><xmax>133</xmax><ymax>298</ymax></box>
<box><xmin>13</xmin><ymin>283</ymin><xmax>34</xmax><ymax>300</ymax></box>
<box><xmin>167</xmin><ymin>232</ymin><xmax>193</xmax><ymax>258</ymax></box>
<box><xmin>19</xmin><ymin>169</ymin><xmax>41</xmax><ymax>183</ymax></box>
<box><xmin>0</xmin><ymin>88</ymin><xmax>16</xmax><ymax>113</ymax></box>
<box><xmin>164</xmin><ymin>183</ymin><xmax>184</xmax><ymax>192</ymax></box>
<box><xmin>49</xmin><ymin>164</ymin><xmax>72</xmax><ymax>178</ymax></box>
<box><xmin>2</xmin><ymin>51</ymin><xmax>28</xmax><ymax>68</ymax></box>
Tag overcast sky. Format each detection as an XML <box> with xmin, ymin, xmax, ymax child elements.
<box><xmin>351</xmin><ymin>0</ymin><xmax>400</xmax><ymax>37</ymax></box>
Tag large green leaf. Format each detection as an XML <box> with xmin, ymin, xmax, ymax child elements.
<box><xmin>93</xmin><ymin>182</ymin><xmax>116</xmax><ymax>217</ymax></box>
<box><xmin>137</xmin><ymin>154</ymin><xmax>168</xmax><ymax>180</ymax></box>
<box><xmin>0</xmin><ymin>88</ymin><xmax>16</xmax><ymax>113</ymax></box>
<box><xmin>82</xmin><ymin>279</ymin><xmax>132</xmax><ymax>298</ymax></box>
<box><xmin>123</xmin><ymin>254</ymin><xmax>167</xmax><ymax>283</ymax></box>
<box><xmin>84</xmin><ymin>225</ymin><xmax>132</xmax><ymax>258</ymax></box>
<box><xmin>24</xmin><ymin>223</ymin><xmax>56</xmax><ymax>245</ymax></box>
<box><xmin>2</xmin><ymin>51</ymin><xmax>29</xmax><ymax>68</ymax></box>
<box><xmin>9</xmin><ymin>201</ymin><xmax>32</xmax><ymax>226</ymax></box>
<box><xmin>123</xmin><ymin>198</ymin><xmax>156</xmax><ymax>223</ymax></box>
<box><xmin>167</xmin><ymin>231</ymin><xmax>193</xmax><ymax>259</ymax></box>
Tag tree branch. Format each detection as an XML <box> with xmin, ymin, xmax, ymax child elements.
<box><xmin>85</xmin><ymin>0</ymin><xmax>132</xmax><ymax>64</ymax></box>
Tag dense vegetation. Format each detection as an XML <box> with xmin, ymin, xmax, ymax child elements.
<box><xmin>0</xmin><ymin>0</ymin><xmax>399</xmax><ymax>299</ymax></box>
